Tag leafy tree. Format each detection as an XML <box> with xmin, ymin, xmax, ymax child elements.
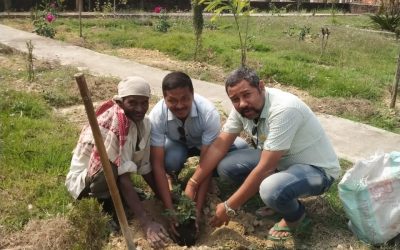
<box><xmin>200</xmin><ymin>0</ymin><xmax>252</xmax><ymax>67</ymax></box>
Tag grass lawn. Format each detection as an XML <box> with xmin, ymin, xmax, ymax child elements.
<box><xmin>0</xmin><ymin>45</ymin><xmax>120</xmax><ymax>232</ymax></box>
<box><xmin>0</xmin><ymin>13</ymin><xmax>399</xmax><ymax>249</ymax></box>
<box><xmin>1</xmin><ymin>14</ymin><xmax>399</xmax><ymax>132</ymax></box>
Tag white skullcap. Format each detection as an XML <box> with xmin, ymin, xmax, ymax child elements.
<box><xmin>113</xmin><ymin>76</ymin><xmax>151</xmax><ymax>101</ymax></box>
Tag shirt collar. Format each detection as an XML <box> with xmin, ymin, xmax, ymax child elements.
<box><xmin>259</xmin><ymin>88</ymin><xmax>269</xmax><ymax>120</ymax></box>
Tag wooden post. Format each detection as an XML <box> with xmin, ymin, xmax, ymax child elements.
<box><xmin>74</xmin><ymin>73</ymin><xmax>136</xmax><ymax>250</ymax></box>
<box><xmin>390</xmin><ymin>52</ymin><xmax>400</xmax><ymax>109</ymax></box>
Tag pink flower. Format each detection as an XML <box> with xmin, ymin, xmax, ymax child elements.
<box><xmin>50</xmin><ymin>2</ymin><xmax>57</xmax><ymax>8</ymax></box>
<box><xmin>46</xmin><ymin>12</ymin><xmax>56</xmax><ymax>23</ymax></box>
<box><xmin>154</xmin><ymin>6</ymin><xmax>162</xmax><ymax>13</ymax></box>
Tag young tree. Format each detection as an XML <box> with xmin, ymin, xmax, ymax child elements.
<box><xmin>200</xmin><ymin>0</ymin><xmax>252</xmax><ymax>67</ymax></box>
<box><xmin>192</xmin><ymin>0</ymin><xmax>204</xmax><ymax>61</ymax></box>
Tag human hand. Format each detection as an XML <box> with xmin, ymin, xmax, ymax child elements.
<box><xmin>184</xmin><ymin>180</ymin><xmax>198</xmax><ymax>200</ymax></box>
<box><xmin>167</xmin><ymin>216</ymin><xmax>180</xmax><ymax>242</ymax></box>
<box><xmin>210</xmin><ymin>202</ymin><xmax>230</xmax><ymax>228</ymax></box>
<box><xmin>143</xmin><ymin>221</ymin><xmax>170</xmax><ymax>249</ymax></box>
<box><xmin>195</xmin><ymin>208</ymin><xmax>202</xmax><ymax>236</ymax></box>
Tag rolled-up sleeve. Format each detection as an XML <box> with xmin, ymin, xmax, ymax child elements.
<box><xmin>138</xmin><ymin>135</ymin><xmax>151</xmax><ymax>175</ymax></box>
<box><xmin>118</xmin><ymin>160</ymin><xmax>138</xmax><ymax>175</ymax></box>
<box><xmin>222</xmin><ymin>109</ymin><xmax>243</xmax><ymax>134</ymax></box>
<box><xmin>149</xmin><ymin>101</ymin><xmax>166</xmax><ymax>147</ymax></box>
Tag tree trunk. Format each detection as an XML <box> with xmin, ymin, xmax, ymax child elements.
<box><xmin>297</xmin><ymin>0</ymin><xmax>302</xmax><ymax>11</ymax></box>
<box><xmin>390</xmin><ymin>52</ymin><xmax>400</xmax><ymax>108</ymax></box>
<box><xmin>3</xmin><ymin>0</ymin><xmax>11</xmax><ymax>11</ymax></box>
<box><xmin>139</xmin><ymin>0</ymin><xmax>144</xmax><ymax>10</ymax></box>
<box><xmin>76</xmin><ymin>0</ymin><xmax>83</xmax><ymax>11</ymax></box>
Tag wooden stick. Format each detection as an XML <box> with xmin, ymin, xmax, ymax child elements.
<box><xmin>74</xmin><ymin>73</ymin><xmax>136</xmax><ymax>250</ymax></box>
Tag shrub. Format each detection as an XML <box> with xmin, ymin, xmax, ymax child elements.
<box><xmin>370</xmin><ymin>0</ymin><xmax>400</xmax><ymax>34</ymax></box>
<box><xmin>154</xmin><ymin>8</ymin><xmax>171</xmax><ymax>33</ymax></box>
<box><xmin>32</xmin><ymin>0</ymin><xmax>61</xmax><ymax>38</ymax></box>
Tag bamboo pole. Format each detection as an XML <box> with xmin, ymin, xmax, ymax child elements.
<box><xmin>74</xmin><ymin>73</ymin><xmax>136</xmax><ymax>250</ymax></box>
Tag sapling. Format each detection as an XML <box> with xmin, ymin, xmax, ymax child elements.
<box><xmin>321</xmin><ymin>27</ymin><xmax>330</xmax><ymax>56</ymax></box>
<box><xmin>26</xmin><ymin>40</ymin><xmax>34</xmax><ymax>82</ymax></box>
<box><xmin>165</xmin><ymin>184</ymin><xmax>197</xmax><ymax>246</ymax></box>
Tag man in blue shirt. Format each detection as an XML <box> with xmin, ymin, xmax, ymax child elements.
<box><xmin>149</xmin><ymin>71</ymin><xmax>248</xmax><ymax>234</ymax></box>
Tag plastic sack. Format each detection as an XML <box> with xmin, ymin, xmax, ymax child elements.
<box><xmin>338</xmin><ymin>151</ymin><xmax>400</xmax><ymax>244</ymax></box>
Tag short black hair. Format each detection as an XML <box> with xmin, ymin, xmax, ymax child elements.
<box><xmin>162</xmin><ymin>71</ymin><xmax>194</xmax><ymax>95</ymax></box>
<box><xmin>225</xmin><ymin>67</ymin><xmax>260</xmax><ymax>93</ymax></box>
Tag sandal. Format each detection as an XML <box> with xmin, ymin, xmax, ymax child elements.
<box><xmin>267</xmin><ymin>217</ymin><xmax>312</xmax><ymax>241</ymax></box>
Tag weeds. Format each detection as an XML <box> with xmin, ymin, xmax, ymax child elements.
<box><xmin>298</xmin><ymin>25</ymin><xmax>311</xmax><ymax>41</ymax></box>
<box><xmin>67</xmin><ymin>198</ymin><xmax>110</xmax><ymax>250</ymax></box>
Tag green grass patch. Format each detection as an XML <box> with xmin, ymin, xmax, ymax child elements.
<box><xmin>2</xmin><ymin>15</ymin><xmax>398</xmax><ymax>132</ymax></box>
<box><xmin>2</xmin><ymin>15</ymin><xmax>397</xmax><ymax>102</ymax></box>
<box><xmin>0</xmin><ymin>89</ymin><xmax>77</xmax><ymax>231</ymax></box>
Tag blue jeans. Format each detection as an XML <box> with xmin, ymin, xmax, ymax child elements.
<box><xmin>217</xmin><ymin>148</ymin><xmax>334</xmax><ymax>222</ymax></box>
<box><xmin>164</xmin><ymin>137</ymin><xmax>249</xmax><ymax>175</ymax></box>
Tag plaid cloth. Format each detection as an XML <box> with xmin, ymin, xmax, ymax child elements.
<box><xmin>76</xmin><ymin>100</ymin><xmax>130</xmax><ymax>178</ymax></box>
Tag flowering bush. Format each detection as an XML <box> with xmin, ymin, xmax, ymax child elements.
<box><xmin>32</xmin><ymin>1</ymin><xmax>61</xmax><ymax>38</ymax></box>
<box><xmin>154</xmin><ymin>7</ymin><xmax>171</xmax><ymax>33</ymax></box>
<box><xmin>154</xmin><ymin>6</ymin><xmax>162</xmax><ymax>13</ymax></box>
<box><xmin>45</xmin><ymin>12</ymin><xmax>56</xmax><ymax>23</ymax></box>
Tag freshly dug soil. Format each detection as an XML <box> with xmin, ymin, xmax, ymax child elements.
<box><xmin>174</xmin><ymin>218</ymin><xmax>197</xmax><ymax>247</ymax></box>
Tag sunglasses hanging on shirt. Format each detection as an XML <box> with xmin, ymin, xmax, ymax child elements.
<box><xmin>177</xmin><ymin>126</ymin><xmax>186</xmax><ymax>143</ymax></box>
<box><xmin>252</xmin><ymin>118</ymin><xmax>259</xmax><ymax>149</ymax></box>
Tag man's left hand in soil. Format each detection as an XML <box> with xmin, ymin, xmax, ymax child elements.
<box><xmin>144</xmin><ymin>221</ymin><xmax>170</xmax><ymax>249</ymax></box>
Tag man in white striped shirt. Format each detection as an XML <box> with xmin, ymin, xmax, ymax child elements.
<box><xmin>185</xmin><ymin>67</ymin><xmax>340</xmax><ymax>241</ymax></box>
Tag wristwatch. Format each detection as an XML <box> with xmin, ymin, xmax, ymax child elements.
<box><xmin>223</xmin><ymin>201</ymin><xmax>237</xmax><ymax>217</ymax></box>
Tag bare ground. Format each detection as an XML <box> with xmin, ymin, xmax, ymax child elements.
<box><xmin>1</xmin><ymin>195</ymin><xmax>365</xmax><ymax>250</ymax></box>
